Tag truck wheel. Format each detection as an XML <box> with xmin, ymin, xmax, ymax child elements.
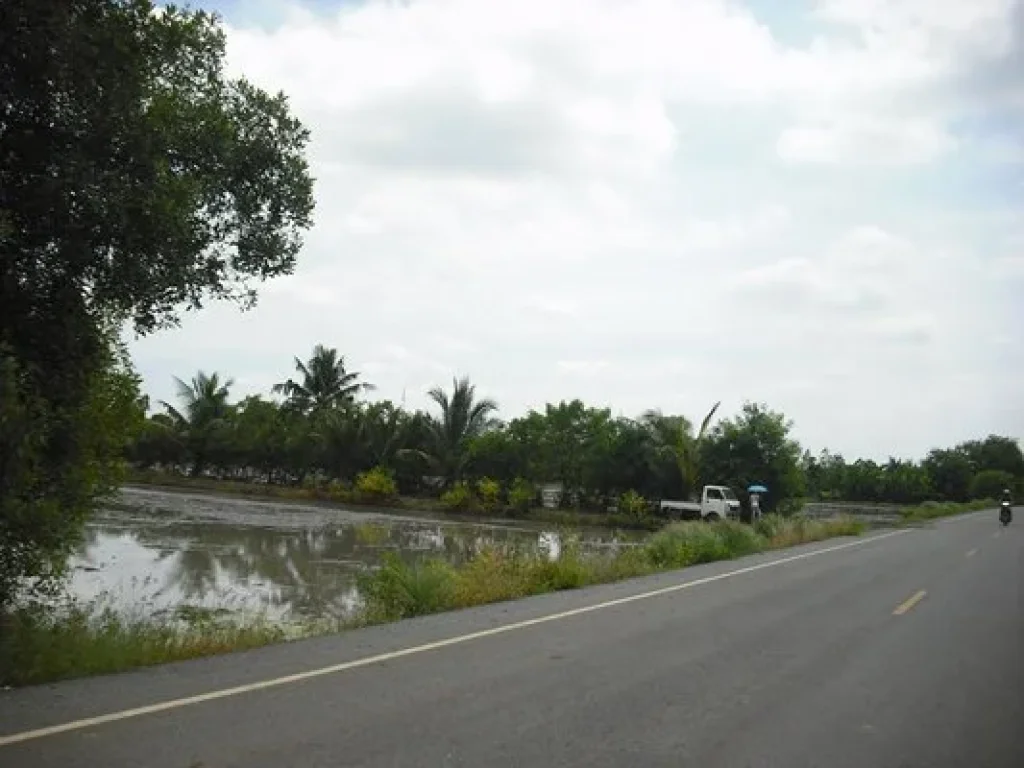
<box><xmin>705</xmin><ymin>513</ymin><xmax>720</xmax><ymax>523</ymax></box>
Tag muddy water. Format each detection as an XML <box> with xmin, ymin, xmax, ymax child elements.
<box><xmin>69</xmin><ymin>487</ymin><xmax>643</xmax><ymax>624</ymax></box>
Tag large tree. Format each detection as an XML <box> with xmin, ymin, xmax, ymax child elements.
<box><xmin>1</xmin><ymin>0</ymin><xmax>314</xmax><ymax>609</ymax></box>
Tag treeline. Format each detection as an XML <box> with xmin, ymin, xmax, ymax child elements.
<box><xmin>127</xmin><ymin>345</ymin><xmax>1024</xmax><ymax>513</ymax></box>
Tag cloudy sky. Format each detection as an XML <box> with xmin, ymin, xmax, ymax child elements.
<box><xmin>131</xmin><ymin>0</ymin><xmax>1024</xmax><ymax>461</ymax></box>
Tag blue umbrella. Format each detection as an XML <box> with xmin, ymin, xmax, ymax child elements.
<box><xmin>747</xmin><ymin>484</ymin><xmax>768</xmax><ymax>494</ymax></box>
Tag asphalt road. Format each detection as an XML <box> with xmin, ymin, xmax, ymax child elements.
<box><xmin>2</xmin><ymin>511</ymin><xmax>1021</xmax><ymax>767</ymax></box>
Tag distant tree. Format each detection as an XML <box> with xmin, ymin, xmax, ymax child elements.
<box><xmin>842</xmin><ymin>459</ymin><xmax>884</xmax><ymax>502</ymax></box>
<box><xmin>402</xmin><ymin>377</ymin><xmax>498</xmax><ymax>485</ymax></box>
<box><xmin>643</xmin><ymin>402</ymin><xmax>720</xmax><ymax>500</ymax></box>
<box><xmin>466</xmin><ymin>428</ymin><xmax>525</xmax><ymax>486</ymax></box>
<box><xmin>160</xmin><ymin>372</ymin><xmax>235</xmax><ymax>477</ymax></box>
<box><xmin>879</xmin><ymin>458</ymin><xmax>932</xmax><ymax>505</ymax></box>
<box><xmin>802</xmin><ymin>449</ymin><xmax>848</xmax><ymax>500</ymax></box>
<box><xmin>273</xmin><ymin>345</ymin><xmax>374</xmax><ymax>415</ymax></box>
<box><xmin>127</xmin><ymin>416</ymin><xmax>186</xmax><ymax>470</ymax></box>
<box><xmin>957</xmin><ymin>436</ymin><xmax>1024</xmax><ymax>479</ymax></box>
<box><xmin>229</xmin><ymin>396</ymin><xmax>290</xmax><ymax>481</ymax></box>
<box><xmin>359</xmin><ymin>401</ymin><xmax>414</xmax><ymax>470</ymax></box>
<box><xmin>922</xmin><ymin>448</ymin><xmax>974</xmax><ymax>502</ymax></box>
<box><xmin>700</xmin><ymin>402</ymin><xmax>804</xmax><ymax>511</ymax></box>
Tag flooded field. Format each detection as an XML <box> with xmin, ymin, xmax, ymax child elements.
<box><xmin>69</xmin><ymin>487</ymin><xmax>643</xmax><ymax>624</ymax></box>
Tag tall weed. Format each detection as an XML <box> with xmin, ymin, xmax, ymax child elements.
<box><xmin>356</xmin><ymin>553</ymin><xmax>455</xmax><ymax>621</ymax></box>
<box><xmin>0</xmin><ymin>603</ymin><xmax>283</xmax><ymax>687</ymax></box>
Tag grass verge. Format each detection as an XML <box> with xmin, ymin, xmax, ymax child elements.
<box><xmin>356</xmin><ymin>515</ymin><xmax>865</xmax><ymax>622</ymax></box>
<box><xmin>898</xmin><ymin>498</ymin><xmax>996</xmax><ymax>523</ymax></box>
<box><xmin>0</xmin><ymin>604</ymin><xmax>291</xmax><ymax>688</ymax></box>
<box><xmin>1</xmin><ymin>515</ymin><xmax>863</xmax><ymax>687</ymax></box>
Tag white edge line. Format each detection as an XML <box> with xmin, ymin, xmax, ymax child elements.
<box><xmin>0</xmin><ymin>529</ymin><xmax>909</xmax><ymax>747</ymax></box>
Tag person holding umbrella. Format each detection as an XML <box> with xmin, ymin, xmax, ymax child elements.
<box><xmin>748</xmin><ymin>484</ymin><xmax>768</xmax><ymax>522</ymax></box>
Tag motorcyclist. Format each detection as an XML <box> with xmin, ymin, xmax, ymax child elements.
<box><xmin>1002</xmin><ymin>488</ymin><xmax>1013</xmax><ymax>506</ymax></box>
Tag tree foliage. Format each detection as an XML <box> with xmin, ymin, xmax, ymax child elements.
<box><xmin>700</xmin><ymin>403</ymin><xmax>804</xmax><ymax>512</ymax></box>
<box><xmin>125</xmin><ymin>351</ymin><xmax>1024</xmax><ymax>519</ymax></box>
<box><xmin>272</xmin><ymin>345</ymin><xmax>373</xmax><ymax>415</ymax></box>
<box><xmin>1</xmin><ymin>0</ymin><xmax>314</xmax><ymax>609</ymax></box>
<box><xmin>0</xmin><ymin>334</ymin><xmax>145</xmax><ymax>608</ymax></box>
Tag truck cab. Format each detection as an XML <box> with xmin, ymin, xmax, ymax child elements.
<box><xmin>701</xmin><ymin>485</ymin><xmax>740</xmax><ymax>520</ymax></box>
<box><xmin>658</xmin><ymin>484</ymin><xmax>741</xmax><ymax>521</ymax></box>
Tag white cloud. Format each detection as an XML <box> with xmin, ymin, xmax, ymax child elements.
<box><xmin>776</xmin><ymin>115</ymin><xmax>958</xmax><ymax>165</ymax></box>
<box><xmin>131</xmin><ymin>0</ymin><xmax>1024</xmax><ymax>460</ymax></box>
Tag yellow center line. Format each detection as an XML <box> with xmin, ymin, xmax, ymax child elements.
<box><xmin>893</xmin><ymin>590</ymin><xmax>928</xmax><ymax>616</ymax></box>
<box><xmin>966</xmin><ymin>548</ymin><xmax>978</xmax><ymax>558</ymax></box>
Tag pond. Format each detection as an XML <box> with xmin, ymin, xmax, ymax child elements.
<box><xmin>68</xmin><ymin>487</ymin><xmax>644</xmax><ymax>625</ymax></box>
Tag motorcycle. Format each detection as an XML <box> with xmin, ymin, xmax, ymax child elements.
<box><xmin>999</xmin><ymin>501</ymin><xmax>1012</xmax><ymax>527</ymax></box>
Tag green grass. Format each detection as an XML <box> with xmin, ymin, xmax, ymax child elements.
<box><xmin>898</xmin><ymin>498</ymin><xmax>996</xmax><ymax>523</ymax></box>
<box><xmin>356</xmin><ymin>515</ymin><xmax>866</xmax><ymax>622</ymax></box>
<box><xmin>2</xmin><ymin>514</ymin><xmax>864</xmax><ymax>687</ymax></box>
<box><xmin>0</xmin><ymin>604</ymin><xmax>287</xmax><ymax>687</ymax></box>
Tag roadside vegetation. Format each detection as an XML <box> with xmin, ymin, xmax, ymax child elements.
<box><xmin>0</xmin><ymin>604</ymin><xmax>289</xmax><ymax>688</ymax></box>
<box><xmin>898</xmin><ymin>498</ymin><xmax>998</xmax><ymax>523</ymax></box>
<box><xmin>358</xmin><ymin>516</ymin><xmax>865</xmax><ymax>622</ymax></box>
<box><xmin>1</xmin><ymin>516</ymin><xmax>863</xmax><ymax>686</ymax></box>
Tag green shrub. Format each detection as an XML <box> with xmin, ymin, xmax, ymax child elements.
<box><xmin>715</xmin><ymin>520</ymin><xmax>763</xmax><ymax>557</ymax></box>
<box><xmin>753</xmin><ymin>514</ymin><xmax>786</xmax><ymax>539</ymax></box>
<box><xmin>525</xmin><ymin>548</ymin><xmax>591</xmax><ymax>592</ymax></box>
<box><xmin>440</xmin><ymin>481</ymin><xmax>477</xmax><ymax>512</ymax></box>
<box><xmin>618</xmin><ymin>490</ymin><xmax>649</xmax><ymax>522</ymax></box>
<box><xmin>354</xmin><ymin>466</ymin><xmax>398</xmax><ymax>503</ymax></box>
<box><xmin>357</xmin><ymin>553</ymin><xmax>455</xmax><ymax>621</ymax></box>
<box><xmin>507</xmin><ymin>477</ymin><xmax>535</xmax><ymax>514</ymax></box>
<box><xmin>325</xmin><ymin>478</ymin><xmax>351</xmax><ymax>501</ymax></box>
<box><xmin>477</xmin><ymin>477</ymin><xmax>502</xmax><ymax>511</ymax></box>
<box><xmin>643</xmin><ymin>522</ymin><xmax>734</xmax><ymax>569</ymax></box>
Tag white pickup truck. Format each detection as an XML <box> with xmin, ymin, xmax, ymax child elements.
<box><xmin>659</xmin><ymin>485</ymin><xmax>741</xmax><ymax>521</ymax></box>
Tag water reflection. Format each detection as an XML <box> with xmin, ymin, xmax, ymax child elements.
<box><xmin>69</xmin><ymin>488</ymin><xmax>641</xmax><ymax>623</ymax></box>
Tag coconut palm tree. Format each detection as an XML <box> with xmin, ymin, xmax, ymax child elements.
<box><xmin>160</xmin><ymin>371</ymin><xmax>234</xmax><ymax>476</ymax></box>
<box><xmin>642</xmin><ymin>401</ymin><xmax>720</xmax><ymax>499</ymax></box>
<box><xmin>400</xmin><ymin>376</ymin><xmax>498</xmax><ymax>485</ymax></box>
<box><xmin>272</xmin><ymin>344</ymin><xmax>374</xmax><ymax>414</ymax></box>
